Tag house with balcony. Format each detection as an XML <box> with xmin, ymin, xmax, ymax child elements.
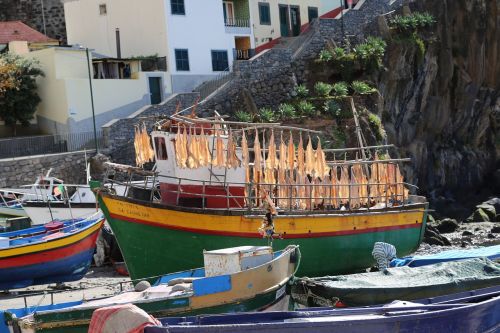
<box><xmin>28</xmin><ymin>46</ymin><xmax>169</xmax><ymax>134</ymax></box>
<box><xmin>63</xmin><ymin>0</ymin><xmax>254</xmax><ymax>93</ymax></box>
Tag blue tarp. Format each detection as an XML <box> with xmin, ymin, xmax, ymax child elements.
<box><xmin>391</xmin><ymin>245</ymin><xmax>500</xmax><ymax>267</ymax></box>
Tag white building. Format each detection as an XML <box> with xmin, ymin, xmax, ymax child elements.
<box><xmin>63</xmin><ymin>0</ymin><xmax>342</xmax><ymax>94</ymax></box>
<box><xmin>63</xmin><ymin>0</ymin><xmax>254</xmax><ymax>93</ymax></box>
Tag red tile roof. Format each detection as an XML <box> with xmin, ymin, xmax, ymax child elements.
<box><xmin>0</xmin><ymin>21</ymin><xmax>57</xmax><ymax>44</ymax></box>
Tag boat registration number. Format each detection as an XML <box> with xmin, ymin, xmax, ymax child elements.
<box><xmin>275</xmin><ymin>285</ymin><xmax>286</xmax><ymax>300</ymax></box>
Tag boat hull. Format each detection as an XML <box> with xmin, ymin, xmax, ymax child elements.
<box><xmin>145</xmin><ymin>291</ymin><xmax>500</xmax><ymax>333</ymax></box>
<box><xmin>22</xmin><ymin>204</ymin><xmax>98</xmax><ymax>225</ymax></box>
<box><xmin>0</xmin><ymin>219</ymin><xmax>103</xmax><ymax>289</ymax></box>
<box><xmin>98</xmin><ymin>193</ymin><xmax>427</xmax><ymax>280</ymax></box>
<box><xmin>13</xmin><ymin>247</ymin><xmax>297</xmax><ymax>333</ymax></box>
<box><xmin>0</xmin><ymin>205</ymin><xmax>27</xmax><ymax>218</ymax></box>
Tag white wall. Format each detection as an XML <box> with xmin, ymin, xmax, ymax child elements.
<box><xmin>64</xmin><ymin>0</ymin><xmax>168</xmax><ymax>58</ymax></box>
<box><xmin>250</xmin><ymin>0</ymin><xmax>321</xmax><ymax>47</ymax></box>
<box><xmin>165</xmin><ymin>0</ymin><xmax>236</xmax><ymax>76</ymax></box>
<box><xmin>29</xmin><ymin>47</ymin><xmax>170</xmax><ymax>134</ymax></box>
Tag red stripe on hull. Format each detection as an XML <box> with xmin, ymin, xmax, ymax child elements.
<box><xmin>109</xmin><ymin>213</ymin><xmax>421</xmax><ymax>239</ymax></box>
<box><xmin>0</xmin><ymin>229</ymin><xmax>100</xmax><ymax>269</ymax></box>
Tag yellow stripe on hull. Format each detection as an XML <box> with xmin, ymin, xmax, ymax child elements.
<box><xmin>103</xmin><ymin>196</ymin><xmax>424</xmax><ymax>236</ymax></box>
<box><xmin>0</xmin><ymin>220</ymin><xmax>104</xmax><ymax>258</ymax></box>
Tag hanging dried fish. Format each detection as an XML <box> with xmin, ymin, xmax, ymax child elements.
<box><xmin>143</xmin><ymin>124</ymin><xmax>155</xmax><ymax>163</ymax></box>
<box><xmin>213</xmin><ymin>128</ymin><xmax>226</xmax><ymax>167</ymax></box>
<box><xmin>297</xmin><ymin>174</ymin><xmax>307</xmax><ymax>210</ymax></box>
<box><xmin>350</xmin><ymin>164</ymin><xmax>361</xmax><ymax>209</ymax></box>
<box><xmin>241</xmin><ymin>130</ymin><xmax>249</xmax><ymax>168</ymax></box>
<box><xmin>253</xmin><ymin>128</ymin><xmax>262</xmax><ymax>185</ymax></box>
<box><xmin>369</xmin><ymin>160</ymin><xmax>381</xmax><ymax>203</ymax></box>
<box><xmin>226</xmin><ymin>130</ymin><xmax>241</xmax><ymax>169</ymax></box>
<box><xmin>265</xmin><ymin>130</ymin><xmax>277</xmax><ymax>170</ymax></box>
<box><xmin>359</xmin><ymin>164</ymin><xmax>369</xmax><ymax>205</ymax></box>
<box><xmin>314</xmin><ymin>136</ymin><xmax>330</xmax><ymax>178</ymax></box>
<box><xmin>305</xmin><ymin>135</ymin><xmax>315</xmax><ymax>176</ymax></box>
<box><xmin>330</xmin><ymin>165</ymin><xmax>339</xmax><ymax>209</ymax></box>
<box><xmin>339</xmin><ymin>165</ymin><xmax>350</xmax><ymax>206</ymax></box>
<box><xmin>134</xmin><ymin>126</ymin><xmax>141</xmax><ymax>167</ymax></box>
<box><xmin>186</xmin><ymin>127</ymin><xmax>198</xmax><ymax>169</ymax></box>
<box><xmin>278</xmin><ymin>132</ymin><xmax>287</xmax><ymax>171</ymax></box>
<box><xmin>297</xmin><ymin>133</ymin><xmax>305</xmax><ymax>178</ymax></box>
<box><xmin>395</xmin><ymin>164</ymin><xmax>409</xmax><ymax>202</ymax></box>
<box><xmin>287</xmin><ymin>132</ymin><xmax>295</xmax><ymax>171</ymax></box>
<box><xmin>277</xmin><ymin>168</ymin><xmax>287</xmax><ymax>209</ymax></box>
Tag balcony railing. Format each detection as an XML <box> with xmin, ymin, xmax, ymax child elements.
<box><xmin>224</xmin><ymin>18</ymin><xmax>250</xmax><ymax>27</ymax></box>
<box><xmin>233</xmin><ymin>48</ymin><xmax>255</xmax><ymax>60</ymax></box>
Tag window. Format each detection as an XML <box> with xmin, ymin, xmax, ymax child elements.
<box><xmin>99</xmin><ymin>4</ymin><xmax>107</xmax><ymax>15</ymax></box>
<box><xmin>171</xmin><ymin>0</ymin><xmax>185</xmax><ymax>15</ymax></box>
<box><xmin>223</xmin><ymin>1</ymin><xmax>235</xmax><ymax>25</ymax></box>
<box><xmin>175</xmin><ymin>49</ymin><xmax>189</xmax><ymax>71</ymax></box>
<box><xmin>308</xmin><ymin>6</ymin><xmax>318</xmax><ymax>22</ymax></box>
<box><xmin>155</xmin><ymin>137</ymin><xmax>168</xmax><ymax>160</ymax></box>
<box><xmin>211</xmin><ymin>50</ymin><xmax>228</xmax><ymax>71</ymax></box>
<box><xmin>258</xmin><ymin>2</ymin><xmax>271</xmax><ymax>25</ymax></box>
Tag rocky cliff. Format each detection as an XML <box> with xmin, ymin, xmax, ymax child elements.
<box><xmin>377</xmin><ymin>0</ymin><xmax>499</xmax><ymax>209</ymax></box>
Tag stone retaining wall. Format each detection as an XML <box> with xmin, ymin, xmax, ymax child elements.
<box><xmin>0</xmin><ymin>151</ymin><xmax>90</xmax><ymax>188</ymax></box>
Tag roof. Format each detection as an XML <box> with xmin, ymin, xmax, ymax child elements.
<box><xmin>0</xmin><ymin>21</ymin><xmax>57</xmax><ymax>44</ymax></box>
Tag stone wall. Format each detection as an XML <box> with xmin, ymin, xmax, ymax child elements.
<box><xmin>0</xmin><ymin>150</ymin><xmax>89</xmax><ymax>188</ymax></box>
<box><xmin>0</xmin><ymin>0</ymin><xmax>66</xmax><ymax>41</ymax></box>
<box><xmin>102</xmin><ymin>93</ymin><xmax>200</xmax><ymax>165</ymax></box>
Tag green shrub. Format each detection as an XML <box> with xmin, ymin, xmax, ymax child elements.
<box><xmin>353</xmin><ymin>37</ymin><xmax>387</xmax><ymax>72</ymax></box>
<box><xmin>351</xmin><ymin>81</ymin><xmax>377</xmax><ymax>95</ymax></box>
<box><xmin>332</xmin><ymin>82</ymin><xmax>349</xmax><ymax>97</ymax></box>
<box><xmin>234</xmin><ymin>110</ymin><xmax>252</xmax><ymax>122</ymax></box>
<box><xmin>297</xmin><ymin>100</ymin><xmax>317</xmax><ymax>117</ymax></box>
<box><xmin>390</xmin><ymin>12</ymin><xmax>435</xmax><ymax>33</ymax></box>
<box><xmin>258</xmin><ymin>107</ymin><xmax>276</xmax><ymax>122</ymax></box>
<box><xmin>323</xmin><ymin>100</ymin><xmax>342</xmax><ymax>117</ymax></box>
<box><xmin>295</xmin><ymin>84</ymin><xmax>309</xmax><ymax>98</ymax></box>
<box><xmin>367</xmin><ymin>113</ymin><xmax>386</xmax><ymax>140</ymax></box>
<box><xmin>314</xmin><ymin>82</ymin><xmax>333</xmax><ymax>97</ymax></box>
<box><xmin>332</xmin><ymin>47</ymin><xmax>346</xmax><ymax>59</ymax></box>
<box><xmin>318</xmin><ymin>49</ymin><xmax>333</xmax><ymax>62</ymax></box>
<box><xmin>278</xmin><ymin>103</ymin><xmax>296</xmax><ymax>120</ymax></box>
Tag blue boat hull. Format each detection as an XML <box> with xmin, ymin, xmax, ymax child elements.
<box><xmin>0</xmin><ymin>248</ymin><xmax>94</xmax><ymax>290</ymax></box>
<box><xmin>146</xmin><ymin>288</ymin><xmax>500</xmax><ymax>333</ymax></box>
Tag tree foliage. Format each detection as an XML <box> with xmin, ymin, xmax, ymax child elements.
<box><xmin>0</xmin><ymin>52</ymin><xmax>44</xmax><ymax>133</ymax></box>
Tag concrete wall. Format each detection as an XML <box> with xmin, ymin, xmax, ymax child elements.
<box><xmin>29</xmin><ymin>47</ymin><xmax>170</xmax><ymax>134</ymax></box>
<box><xmin>63</xmin><ymin>0</ymin><xmax>168</xmax><ymax>58</ymax></box>
<box><xmin>0</xmin><ymin>150</ymin><xmax>89</xmax><ymax>188</ymax></box>
<box><xmin>250</xmin><ymin>0</ymin><xmax>321</xmax><ymax>47</ymax></box>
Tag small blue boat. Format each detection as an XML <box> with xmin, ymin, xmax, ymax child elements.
<box><xmin>391</xmin><ymin>245</ymin><xmax>500</xmax><ymax>267</ymax></box>
<box><xmin>145</xmin><ymin>286</ymin><xmax>500</xmax><ymax>333</ymax></box>
<box><xmin>0</xmin><ymin>213</ymin><xmax>104</xmax><ymax>290</ymax></box>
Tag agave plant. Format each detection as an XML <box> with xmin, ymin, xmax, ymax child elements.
<box><xmin>234</xmin><ymin>110</ymin><xmax>252</xmax><ymax>123</ymax></box>
<box><xmin>278</xmin><ymin>103</ymin><xmax>296</xmax><ymax>120</ymax></box>
<box><xmin>314</xmin><ymin>82</ymin><xmax>333</xmax><ymax>97</ymax></box>
<box><xmin>295</xmin><ymin>84</ymin><xmax>309</xmax><ymax>98</ymax></box>
<box><xmin>332</xmin><ymin>82</ymin><xmax>349</xmax><ymax>97</ymax></box>
<box><xmin>297</xmin><ymin>100</ymin><xmax>317</xmax><ymax>117</ymax></box>
<box><xmin>318</xmin><ymin>49</ymin><xmax>333</xmax><ymax>62</ymax></box>
<box><xmin>351</xmin><ymin>81</ymin><xmax>377</xmax><ymax>95</ymax></box>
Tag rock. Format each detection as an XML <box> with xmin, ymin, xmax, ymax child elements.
<box><xmin>462</xmin><ymin>230</ymin><xmax>474</xmax><ymax>236</ymax></box>
<box><xmin>484</xmin><ymin>198</ymin><xmax>500</xmax><ymax>212</ymax></box>
<box><xmin>467</xmin><ymin>208</ymin><xmax>491</xmax><ymax>222</ymax></box>
<box><xmin>435</xmin><ymin>218</ymin><xmax>459</xmax><ymax>233</ymax></box>
<box><xmin>487</xmin><ymin>233</ymin><xmax>496</xmax><ymax>239</ymax></box>
<box><xmin>491</xmin><ymin>226</ymin><xmax>500</xmax><ymax>234</ymax></box>
<box><xmin>423</xmin><ymin>225</ymin><xmax>451</xmax><ymax>246</ymax></box>
<box><xmin>476</xmin><ymin>204</ymin><xmax>496</xmax><ymax>220</ymax></box>
<box><xmin>134</xmin><ymin>280</ymin><xmax>151</xmax><ymax>292</ymax></box>
<box><xmin>496</xmin><ymin>215</ymin><xmax>500</xmax><ymax>222</ymax></box>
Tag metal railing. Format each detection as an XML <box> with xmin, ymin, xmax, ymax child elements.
<box><xmin>233</xmin><ymin>48</ymin><xmax>255</xmax><ymax>60</ymax></box>
<box><xmin>224</xmin><ymin>18</ymin><xmax>250</xmax><ymax>27</ymax></box>
<box><xmin>193</xmin><ymin>67</ymin><xmax>234</xmax><ymax>101</ymax></box>
<box><xmin>0</xmin><ymin>131</ymin><xmax>104</xmax><ymax>159</ymax></box>
<box><xmin>103</xmin><ymin>162</ymin><xmax>421</xmax><ymax>214</ymax></box>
